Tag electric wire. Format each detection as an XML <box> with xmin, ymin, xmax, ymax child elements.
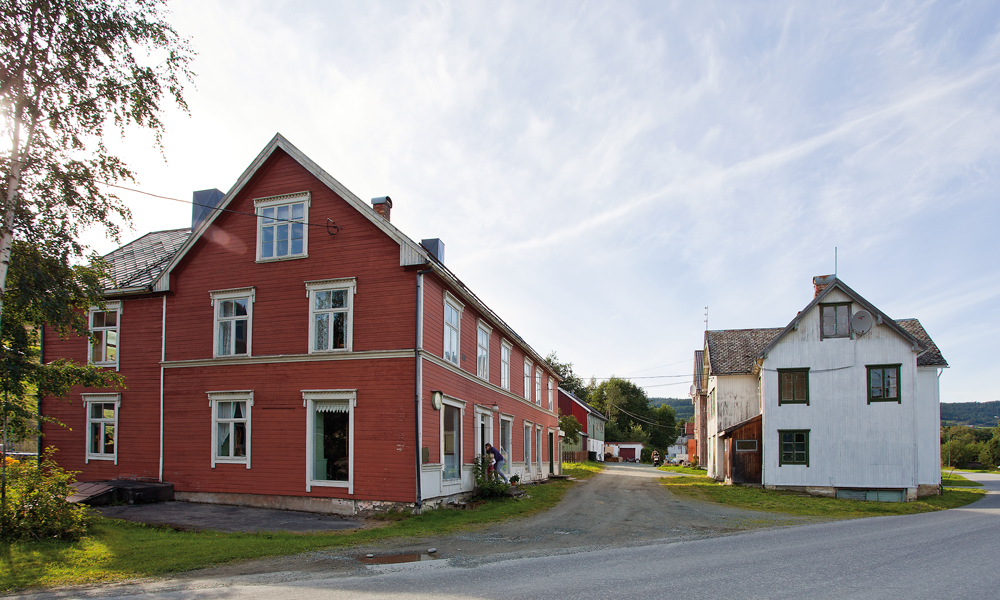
<box><xmin>96</xmin><ymin>181</ymin><xmax>338</xmax><ymax>230</ymax></box>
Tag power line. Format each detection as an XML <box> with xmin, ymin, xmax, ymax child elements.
<box><xmin>96</xmin><ymin>181</ymin><xmax>342</xmax><ymax>232</ymax></box>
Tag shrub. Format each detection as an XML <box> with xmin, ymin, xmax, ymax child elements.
<box><xmin>472</xmin><ymin>454</ymin><xmax>511</xmax><ymax>500</ymax></box>
<box><xmin>1</xmin><ymin>448</ymin><xmax>92</xmax><ymax>541</ymax></box>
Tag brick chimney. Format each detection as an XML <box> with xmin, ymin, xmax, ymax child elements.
<box><xmin>371</xmin><ymin>196</ymin><xmax>392</xmax><ymax>221</ymax></box>
<box><xmin>813</xmin><ymin>274</ymin><xmax>836</xmax><ymax>298</ymax></box>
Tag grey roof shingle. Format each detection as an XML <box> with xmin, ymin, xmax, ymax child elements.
<box><xmin>102</xmin><ymin>228</ymin><xmax>191</xmax><ymax>292</ymax></box>
<box><xmin>706</xmin><ymin>328</ymin><xmax>784</xmax><ymax>375</ymax></box>
<box><xmin>693</xmin><ymin>350</ymin><xmax>704</xmax><ymax>389</ymax></box>
<box><xmin>896</xmin><ymin>319</ymin><xmax>948</xmax><ymax>367</ymax></box>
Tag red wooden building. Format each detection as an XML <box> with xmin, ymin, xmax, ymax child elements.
<box><xmin>41</xmin><ymin>134</ymin><xmax>561</xmax><ymax>514</ymax></box>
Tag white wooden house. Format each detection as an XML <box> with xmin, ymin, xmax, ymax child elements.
<box><xmin>699</xmin><ymin>275</ymin><xmax>947</xmax><ymax>501</ymax></box>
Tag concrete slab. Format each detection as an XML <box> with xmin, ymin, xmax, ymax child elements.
<box><xmin>96</xmin><ymin>501</ymin><xmax>363</xmax><ymax>533</ymax></box>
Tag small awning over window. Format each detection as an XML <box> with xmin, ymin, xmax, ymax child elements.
<box><xmin>315</xmin><ymin>402</ymin><xmax>349</xmax><ymax>413</ymax></box>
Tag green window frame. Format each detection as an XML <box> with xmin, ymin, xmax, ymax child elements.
<box><xmin>820</xmin><ymin>302</ymin><xmax>851</xmax><ymax>339</ymax></box>
<box><xmin>778</xmin><ymin>430</ymin><xmax>809</xmax><ymax>466</ymax></box>
<box><xmin>778</xmin><ymin>369</ymin><xmax>809</xmax><ymax>405</ymax></box>
<box><xmin>867</xmin><ymin>364</ymin><xmax>901</xmax><ymax>404</ymax></box>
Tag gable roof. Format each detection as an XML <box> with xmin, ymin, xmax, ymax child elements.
<box><xmin>101</xmin><ymin>228</ymin><xmax>191</xmax><ymax>295</ymax></box>
<box><xmin>757</xmin><ymin>277</ymin><xmax>927</xmax><ymax>361</ymax></box>
<box><xmin>558</xmin><ymin>388</ymin><xmax>607</xmax><ymax>421</ymax></box>
<box><xmin>140</xmin><ymin>133</ymin><xmax>558</xmax><ymax>379</ymax></box>
<box><xmin>705</xmin><ymin>328</ymin><xmax>783</xmax><ymax>375</ymax></box>
<box><xmin>896</xmin><ymin>319</ymin><xmax>948</xmax><ymax>367</ymax></box>
<box><xmin>693</xmin><ymin>350</ymin><xmax>704</xmax><ymax>390</ymax></box>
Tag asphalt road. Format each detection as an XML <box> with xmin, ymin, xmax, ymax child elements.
<box><xmin>16</xmin><ymin>469</ymin><xmax>1000</xmax><ymax>599</ymax></box>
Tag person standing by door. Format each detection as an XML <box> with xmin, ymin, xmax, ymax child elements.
<box><xmin>484</xmin><ymin>443</ymin><xmax>509</xmax><ymax>483</ymax></box>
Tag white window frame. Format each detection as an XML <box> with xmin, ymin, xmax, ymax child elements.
<box><xmin>210</xmin><ymin>287</ymin><xmax>255</xmax><ymax>358</ymax></box>
<box><xmin>548</xmin><ymin>377</ymin><xmax>554</xmax><ymax>411</ymax></box>
<box><xmin>524</xmin><ymin>359</ymin><xmax>532</xmax><ymax>401</ymax></box>
<box><xmin>303</xmin><ymin>389</ymin><xmax>356</xmax><ymax>493</ymax></box>
<box><xmin>443</xmin><ymin>291</ymin><xmax>465</xmax><ymax>366</ymax></box>
<box><xmin>499</xmin><ymin>415</ymin><xmax>513</xmax><ymax>475</ymax></box>
<box><xmin>523</xmin><ymin>420</ymin><xmax>532</xmax><ymax>466</ymax></box>
<box><xmin>535</xmin><ymin>367</ymin><xmax>543</xmax><ymax>406</ymax></box>
<box><xmin>476</xmin><ymin>320</ymin><xmax>492</xmax><ymax>380</ymax></box>
<box><xmin>83</xmin><ymin>393</ymin><xmax>120</xmax><ymax>464</ymax></box>
<box><xmin>441</xmin><ymin>396</ymin><xmax>466</xmax><ymax>482</ymax></box>
<box><xmin>500</xmin><ymin>340</ymin><xmax>512</xmax><ymax>391</ymax></box>
<box><xmin>255</xmin><ymin>191</ymin><xmax>311</xmax><ymax>262</ymax></box>
<box><xmin>209</xmin><ymin>390</ymin><xmax>253</xmax><ymax>469</ymax></box>
<box><xmin>88</xmin><ymin>301</ymin><xmax>122</xmax><ymax>370</ymax></box>
<box><xmin>536</xmin><ymin>425</ymin><xmax>543</xmax><ymax>470</ymax></box>
<box><xmin>305</xmin><ymin>278</ymin><xmax>356</xmax><ymax>353</ymax></box>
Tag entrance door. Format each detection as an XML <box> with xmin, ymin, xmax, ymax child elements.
<box><xmin>548</xmin><ymin>431</ymin><xmax>554</xmax><ymax>474</ymax></box>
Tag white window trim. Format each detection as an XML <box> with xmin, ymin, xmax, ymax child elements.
<box><xmin>255</xmin><ymin>191</ymin><xmax>311</xmax><ymax>262</ymax></box>
<box><xmin>303</xmin><ymin>389</ymin><xmax>356</xmax><ymax>494</ymax></box>
<box><xmin>88</xmin><ymin>301</ymin><xmax>122</xmax><ymax>371</ymax></box>
<box><xmin>440</xmin><ymin>395</ymin><xmax>466</xmax><ymax>482</ymax></box>
<box><xmin>475</xmin><ymin>405</ymin><xmax>494</xmax><ymax>458</ymax></box>
<box><xmin>524</xmin><ymin>359</ymin><xmax>532</xmax><ymax>401</ymax></box>
<box><xmin>523</xmin><ymin>420</ymin><xmax>533</xmax><ymax>466</ymax></box>
<box><xmin>536</xmin><ymin>425</ymin><xmax>544</xmax><ymax>468</ymax></box>
<box><xmin>500</xmin><ymin>339</ymin><xmax>512</xmax><ymax>391</ymax></box>
<box><xmin>208</xmin><ymin>390</ymin><xmax>253</xmax><ymax>469</ymax></box>
<box><xmin>210</xmin><ymin>287</ymin><xmax>255</xmax><ymax>358</ymax></box>
<box><xmin>548</xmin><ymin>377</ymin><xmax>554</xmax><ymax>411</ymax></box>
<box><xmin>83</xmin><ymin>393</ymin><xmax>120</xmax><ymax>464</ymax></box>
<box><xmin>305</xmin><ymin>278</ymin><xmax>357</xmax><ymax>354</ymax></box>
<box><xmin>476</xmin><ymin>319</ymin><xmax>492</xmax><ymax>381</ymax></box>
<box><xmin>535</xmin><ymin>367</ymin><xmax>543</xmax><ymax>406</ymax></box>
<box><xmin>443</xmin><ymin>291</ymin><xmax>465</xmax><ymax>366</ymax></box>
<box><xmin>499</xmin><ymin>415</ymin><xmax>513</xmax><ymax>475</ymax></box>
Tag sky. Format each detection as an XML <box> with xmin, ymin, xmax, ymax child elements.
<box><xmin>84</xmin><ymin>1</ymin><xmax>1000</xmax><ymax>404</ymax></box>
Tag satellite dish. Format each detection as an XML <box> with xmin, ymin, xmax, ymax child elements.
<box><xmin>852</xmin><ymin>310</ymin><xmax>874</xmax><ymax>335</ymax></box>
<box><xmin>689</xmin><ymin>384</ymin><xmax>697</xmax><ymax>397</ymax></box>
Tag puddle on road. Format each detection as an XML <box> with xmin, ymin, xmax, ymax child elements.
<box><xmin>358</xmin><ymin>553</ymin><xmax>439</xmax><ymax>564</ymax></box>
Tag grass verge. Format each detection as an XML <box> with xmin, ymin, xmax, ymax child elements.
<box><xmin>941</xmin><ymin>470</ymin><xmax>984</xmax><ymax>487</ymax></box>
<box><xmin>1</xmin><ymin>469</ymin><xmax>594</xmax><ymax>592</ymax></box>
<box><xmin>662</xmin><ymin>475</ymin><xmax>986</xmax><ymax>518</ymax></box>
<box><xmin>563</xmin><ymin>460</ymin><xmax>604</xmax><ymax>479</ymax></box>
<box><xmin>658</xmin><ymin>465</ymin><xmax>709</xmax><ymax>476</ymax></box>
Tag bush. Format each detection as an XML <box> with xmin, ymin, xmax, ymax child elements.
<box><xmin>1</xmin><ymin>448</ymin><xmax>92</xmax><ymax>541</ymax></box>
<box><xmin>472</xmin><ymin>454</ymin><xmax>511</xmax><ymax>500</ymax></box>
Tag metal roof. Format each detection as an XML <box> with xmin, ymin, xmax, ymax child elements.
<box><xmin>101</xmin><ymin>228</ymin><xmax>191</xmax><ymax>294</ymax></box>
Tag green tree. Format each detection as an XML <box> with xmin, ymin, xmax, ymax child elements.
<box><xmin>544</xmin><ymin>352</ymin><xmax>588</xmax><ymax>401</ymax></box>
<box><xmin>559</xmin><ymin>414</ymin><xmax>582</xmax><ymax>445</ymax></box>
<box><xmin>0</xmin><ymin>0</ymin><xmax>192</xmax><ymax>526</ymax></box>
<box><xmin>646</xmin><ymin>404</ymin><xmax>677</xmax><ymax>450</ymax></box>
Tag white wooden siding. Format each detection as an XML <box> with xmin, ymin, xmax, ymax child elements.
<box><xmin>760</xmin><ymin>294</ymin><xmax>936</xmax><ymax>490</ymax></box>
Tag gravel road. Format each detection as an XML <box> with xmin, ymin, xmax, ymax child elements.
<box><xmin>152</xmin><ymin>463</ymin><xmax>820</xmax><ymax>584</ymax></box>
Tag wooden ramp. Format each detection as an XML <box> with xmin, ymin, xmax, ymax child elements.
<box><xmin>68</xmin><ymin>480</ymin><xmax>174</xmax><ymax>505</ymax></box>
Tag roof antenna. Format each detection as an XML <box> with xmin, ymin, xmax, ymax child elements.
<box><xmin>835</xmin><ymin>247</ymin><xmax>838</xmax><ymax>277</ymax></box>
<box><xmin>704</xmin><ymin>306</ymin><xmax>709</xmax><ymax>331</ymax></box>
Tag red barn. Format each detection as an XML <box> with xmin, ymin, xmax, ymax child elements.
<box><xmin>41</xmin><ymin>134</ymin><xmax>561</xmax><ymax>514</ymax></box>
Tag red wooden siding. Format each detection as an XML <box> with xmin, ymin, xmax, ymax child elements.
<box><xmin>166</xmin><ymin>150</ymin><xmax>416</xmax><ymax>363</ymax></box>
<box><xmin>41</xmin><ymin>296</ymin><xmax>164</xmax><ymax>481</ymax></box>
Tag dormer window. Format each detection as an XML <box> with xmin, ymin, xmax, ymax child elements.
<box><xmin>256</xmin><ymin>192</ymin><xmax>310</xmax><ymax>262</ymax></box>
<box><xmin>820</xmin><ymin>303</ymin><xmax>851</xmax><ymax>339</ymax></box>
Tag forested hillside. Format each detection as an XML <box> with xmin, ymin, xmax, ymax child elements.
<box><xmin>650</xmin><ymin>397</ymin><xmax>693</xmax><ymax>420</ymax></box>
<box><xmin>941</xmin><ymin>401</ymin><xmax>1000</xmax><ymax>428</ymax></box>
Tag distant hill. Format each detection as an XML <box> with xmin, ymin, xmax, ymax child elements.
<box><xmin>941</xmin><ymin>401</ymin><xmax>1000</xmax><ymax>428</ymax></box>
<box><xmin>650</xmin><ymin>397</ymin><xmax>693</xmax><ymax>420</ymax></box>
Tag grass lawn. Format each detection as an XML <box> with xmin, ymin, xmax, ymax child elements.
<box><xmin>941</xmin><ymin>470</ymin><xmax>984</xmax><ymax>487</ymax></box>
<box><xmin>662</xmin><ymin>475</ymin><xmax>986</xmax><ymax>518</ymax></box>
<box><xmin>1</xmin><ymin>462</ymin><xmax>601</xmax><ymax>592</ymax></box>
<box><xmin>658</xmin><ymin>465</ymin><xmax>709</xmax><ymax>476</ymax></box>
